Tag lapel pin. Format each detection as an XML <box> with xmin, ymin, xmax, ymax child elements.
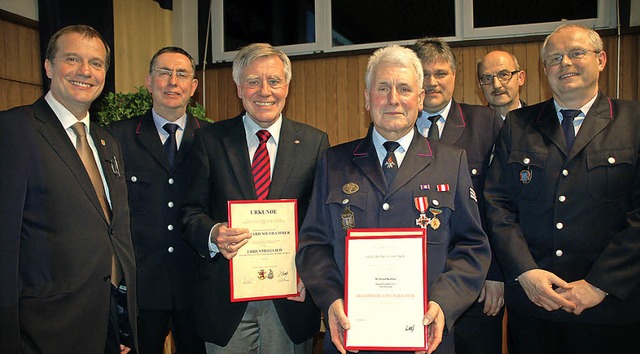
<box><xmin>100</xmin><ymin>139</ymin><xmax>106</xmax><ymax>146</ymax></box>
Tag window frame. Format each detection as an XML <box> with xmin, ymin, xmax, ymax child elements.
<box><xmin>210</xmin><ymin>0</ymin><xmax>617</xmax><ymax>63</ymax></box>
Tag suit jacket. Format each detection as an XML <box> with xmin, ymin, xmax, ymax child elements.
<box><xmin>181</xmin><ymin>114</ymin><xmax>329</xmax><ymax>345</ymax></box>
<box><xmin>485</xmin><ymin>93</ymin><xmax>640</xmax><ymax>325</ymax></box>
<box><xmin>296</xmin><ymin>127</ymin><xmax>490</xmax><ymax>353</ymax></box>
<box><xmin>0</xmin><ymin>97</ymin><xmax>137</xmax><ymax>353</ymax></box>
<box><xmin>109</xmin><ymin>111</ymin><xmax>208</xmax><ymax>310</ymax></box>
<box><xmin>423</xmin><ymin>100</ymin><xmax>503</xmax><ymax>280</ymax></box>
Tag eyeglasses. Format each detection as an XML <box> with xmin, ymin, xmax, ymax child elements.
<box><xmin>543</xmin><ymin>49</ymin><xmax>600</xmax><ymax>67</ymax></box>
<box><xmin>479</xmin><ymin>70</ymin><xmax>520</xmax><ymax>85</ymax></box>
<box><xmin>151</xmin><ymin>68</ymin><xmax>194</xmax><ymax>83</ymax></box>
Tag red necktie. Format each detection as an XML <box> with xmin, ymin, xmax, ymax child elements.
<box><xmin>252</xmin><ymin>130</ymin><xmax>272</xmax><ymax>200</ymax></box>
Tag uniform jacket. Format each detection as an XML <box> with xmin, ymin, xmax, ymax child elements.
<box><xmin>109</xmin><ymin>111</ymin><xmax>208</xmax><ymax>310</ymax></box>
<box><xmin>296</xmin><ymin>127</ymin><xmax>490</xmax><ymax>353</ymax></box>
<box><xmin>429</xmin><ymin>100</ymin><xmax>503</xmax><ymax>280</ymax></box>
<box><xmin>485</xmin><ymin>93</ymin><xmax>640</xmax><ymax>324</ymax></box>
<box><xmin>181</xmin><ymin>114</ymin><xmax>329</xmax><ymax>345</ymax></box>
<box><xmin>0</xmin><ymin>97</ymin><xmax>137</xmax><ymax>353</ymax></box>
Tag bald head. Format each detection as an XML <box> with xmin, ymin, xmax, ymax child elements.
<box><xmin>477</xmin><ymin>50</ymin><xmax>525</xmax><ymax>118</ymax></box>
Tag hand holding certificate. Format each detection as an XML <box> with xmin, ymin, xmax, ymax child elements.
<box><xmin>228</xmin><ymin>199</ymin><xmax>299</xmax><ymax>302</ymax></box>
<box><xmin>344</xmin><ymin>228</ymin><xmax>428</xmax><ymax>351</ymax></box>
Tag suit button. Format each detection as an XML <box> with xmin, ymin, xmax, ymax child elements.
<box><xmin>562</xmin><ymin>169</ymin><xmax>569</xmax><ymax>176</ymax></box>
<box><xmin>342</xmin><ymin>198</ymin><xmax>349</xmax><ymax>205</ymax></box>
<box><xmin>382</xmin><ymin>203</ymin><xmax>390</xmax><ymax>211</ymax></box>
<box><xmin>131</xmin><ymin>176</ymin><xmax>137</xmax><ymax>182</ymax></box>
<box><xmin>168</xmin><ymin>201</ymin><xmax>174</xmax><ymax>208</ymax></box>
<box><xmin>523</xmin><ymin>158</ymin><xmax>530</xmax><ymax>165</ymax></box>
<box><xmin>556</xmin><ymin>222</ymin><xmax>564</xmax><ymax>229</ymax></box>
<box><xmin>103</xmin><ymin>274</ymin><xmax>111</xmax><ymax>282</ymax></box>
<box><xmin>432</xmin><ymin>199</ymin><xmax>440</xmax><ymax>206</ymax></box>
<box><xmin>558</xmin><ymin>195</ymin><xmax>566</xmax><ymax>202</ymax></box>
<box><xmin>167</xmin><ymin>224</ymin><xmax>174</xmax><ymax>231</ymax></box>
<box><xmin>168</xmin><ymin>247</ymin><xmax>174</xmax><ymax>253</ymax></box>
<box><xmin>608</xmin><ymin>156</ymin><xmax>616</xmax><ymax>164</ymax></box>
<box><xmin>168</xmin><ymin>178</ymin><xmax>175</xmax><ymax>184</ymax></box>
<box><xmin>471</xmin><ymin>168</ymin><xmax>478</xmax><ymax>175</ymax></box>
<box><xmin>555</xmin><ymin>250</ymin><xmax>563</xmax><ymax>257</ymax></box>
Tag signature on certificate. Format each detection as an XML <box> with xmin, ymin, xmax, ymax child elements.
<box><xmin>278</xmin><ymin>271</ymin><xmax>289</xmax><ymax>280</ymax></box>
<box><xmin>405</xmin><ymin>324</ymin><xmax>415</xmax><ymax>332</ymax></box>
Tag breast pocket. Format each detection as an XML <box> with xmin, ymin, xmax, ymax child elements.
<box><xmin>507</xmin><ymin>150</ymin><xmax>548</xmax><ymax>201</ymax></box>
<box><xmin>413</xmin><ymin>190</ymin><xmax>454</xmax><ymax>246</ymax></box>
<box><xmin>126</xmin><ymin>172</ymin><xmax>152</xmax><ymax>214</ymax></box>
<box><xmin>586</xmin><ymin>148</ymin><xmax>636</xmax><ymax>201</ymax></box>
<box><xmin>326</xmin><ymin>188</ymin><xmax>368</xmax><ymax>242</ymax></box>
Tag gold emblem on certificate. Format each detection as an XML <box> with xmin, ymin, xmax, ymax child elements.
<box><xmin>343</xmin><ymin>182</ymin><xmax>359</xmax><ymax>194</ymax></box>
<box><xmin>414</xmin><ymin>196</ymin><xmax>430</xmax><ymax>229</ymax></box>
<box><xmin>429</xmin><ymin>208</ymin><xmax>442</xmax><ymax>230</ymax></box>
<box><xmin>341</xmin><ymin>205</ymin><xmax>355</xmax><ymax>230</ymax></box>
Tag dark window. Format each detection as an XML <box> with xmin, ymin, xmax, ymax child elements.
<box><xmin>223</xmin><ymin>0</ymin><xmax>316</xmax><ymax>52</ymax></box>
<box><xmin>331</xmin><ymin>0</ymin><xmax>455</xmax><ymax>46</ymax></box>
<box><xmin>473</xmin><ymin>0</ymin><xmax>598</xmax><ymax>28</ymax></box>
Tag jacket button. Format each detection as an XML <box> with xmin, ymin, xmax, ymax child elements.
<box><xmin>608</xmin><ymin>156</ymin><xmax>616</xmax><ymax>164</ymax></box>
<box><xmin>562</xmin><ymin>169</ymin><xmax>569</xmax><ymax>176</ymax></box>
<box><xmin>131</xmin><ymin>176</ymin><xmax>137</xmax><ymax>182</ymax></box>
<box><xmin>471</xmin><ymin>168</ymin><xmax>478</xmax><ymax>175</ymax></box>
<box><xmin>558</xmin><ymin>195</ymin><xmax>566</xmax><ymax>202</ymax></box>
<box><xmin>168</xmin><ymin>247</ymin><xmax>174</xmax><ymax>253</ymax></box>
<box><xmin>555</xmin><ymin>250</ymin><xmax>563</xmax><ymax>257</ymax></box>
<box><xmin>168</xmin><ymin>201</ymin><xmax>174</xmax><ymax>208</ymax></box>
<box><xmin>168</xmin><ymin>178</ymin><xmax>175</xmax><ymax>184</ymax></box>
<box><xmin>382</xmin><ymin>203</ymin><xmax>390</xmax><ymax>211</ymax></box>
<box><xmin>556</xmin><ymin>222</ymin><xmax>564</xmax><ymax>230</ymax></box>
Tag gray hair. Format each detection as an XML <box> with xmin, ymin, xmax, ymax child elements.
<box><xmin>232</xmin><ymin>43</ymin><xmax>292</xmax><ymax>85</ymax></box>
<box><xmin>149</xmin><ymin>46</ymin><xmax>196</xmax><ymax>74</ymax></box>
<box><xmin>541</xmin><ymin>24</ymin><xmax>604</xmax><ymax>57</ymax></box>
<box><xmin>365</xmin><ymin>45</ymin><xmax>424</xmax><ymax>90</ymax></box>
<box><xmin>412</xmin><ymin>37</ymin><xmax>456</xmax><ymax>73</ymax></box>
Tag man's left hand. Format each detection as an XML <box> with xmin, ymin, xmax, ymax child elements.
<box><xmin>419</xmin><ymin>301</ymin><xmax>445</xmax><ymax>354</ymax></box>
<box><xmin>556</xmin><ymin>279</ymin><xmax>606</xmax><ymax>315</ymax></box>
<box><xmin>478</xmin><ymin>280</ymin><xmax>504</xmax><ymax>316</ymax></box>
<box><xmin>286</xmin><ymin>280</ymin><xmax>306</xmax><ymax>302</ymax></box>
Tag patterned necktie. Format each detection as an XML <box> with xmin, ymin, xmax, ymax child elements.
<box><xmin>427</xmin><ymin>115</ymin><xmax>441</xmax><ymax>141</ymax></box>
<box><xmin>382</xmin><ymin>141</ymin><xmax>400</xmax><ymax>186</ymax></box>
<box><xmin>560</xmin><ymin>109</ymin><xmax>580</xmax><ymax>152</ymax></box>
<box><xmin>70</xmin><ymin>122</ymin><xmax>121</xmax><ymax>286</ymax></box>
<box><xmin>163</xmin><ymin>123</ymin><xmax>179</xmax><ymax>166</ymax></box>
<box><xmin>252</xmin><ymin>130</ymin><xmax>272</xmax><ymax>200</ymax></box>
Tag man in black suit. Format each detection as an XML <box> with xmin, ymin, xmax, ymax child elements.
<box><xmin>0</xmin><ymin>25</ymin><xmax>136</xmax><ymax>354</ymax></box>
<box><xmin>485</xmin><ymin>24</ymin><xmax>640</xmax><ymax>354</ymax></box>
<box><xmin>181</xmin><ymin>43</ymin><xmax>329</xmax><ymax>354</ymax></box>
<box><xmin>109</xmin><ymin>47</ymin><xmax>207</xmax><ymax>354</ymax></box>
<box><xmin>411</xmin><ymin>38</ymin><xmax>504</xmax><ymax>354</ymax></box>
<box><xmin>296</xmin><ymin>44</ymin><xmax>490</xmax><ymax>354</ymax></box>
<box><xmin>477</xmin><ymin>50</ymin><xmax>527</xmax><ymax>119</ymax></box>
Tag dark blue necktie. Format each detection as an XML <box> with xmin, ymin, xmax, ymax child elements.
<box><xmin>382</xmin><ymin>141</ymin><xmax>400</xmax><ymax>186</ymax></box>
<box><xmin>427</xmin><ymin>115</ymin><xmax>441</xmax><ymax>141</ymax></box>
<box><xmin>163</xmin><ymin>123</ymin><xmax>179</xmax><ymax>166</ymax></box>
<box><xmin>560</xmin><ymin>109</ymin><xmax>580</xmax><ymax>152</ymax></box>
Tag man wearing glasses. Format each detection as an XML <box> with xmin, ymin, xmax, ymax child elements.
<box><xmin>411</xmin><ymin>38</ymin><xmax>504</xmax><ymax>354</ymax></box>
<box><xmin>485</xmin><ymin>24</ymin><xmax>640</xmax><ymax>354</ymax></box>
<box><xmin>109</xmin><ymin>46</ymin><xmax>207</xmax><ymax>354</ymax></box>
<box><xmin>477</xmin><ymin>51</ymin><xmax>527</xmax><ymax>119</ymax></box>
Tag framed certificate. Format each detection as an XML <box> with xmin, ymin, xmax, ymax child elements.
<box><xmin>344</xmin><ymin>228</ymin><xmax>428</xmax><ymax>351</ymax></box>
<box><xmin>228</xmin><ymin>199</ymin><xmax>299</xmax><ymax>302</ymax></box>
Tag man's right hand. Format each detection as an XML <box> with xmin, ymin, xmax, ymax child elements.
<box><xmin>211</xmin><ymin>224</ymin><xmax>251</xmax><ymax>259</ymax></box>
<box><xmin>328</xmin><ymin>299</ymin><xmax>353</xmax><ymax>354</ymax></box>
<box><xmin>518</xmin><ymin>269</ymin><xmax>576</xmax><ymax>311</ymax></box>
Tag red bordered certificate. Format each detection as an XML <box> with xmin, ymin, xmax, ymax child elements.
<box><xmin>228</xmin><ymin>199</ymin><xmax>299</xmax><ymax>302</ymax></box>
<box><xmin>344</xmin><ymin>228</ymin><xmax>428</xmax><ymax>351</ymax></box>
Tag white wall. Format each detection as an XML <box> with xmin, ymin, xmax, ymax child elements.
<box><xmin>0</xmin><ymin>0</ymin><xmax>38</xmax><ymax>20</ymax></box>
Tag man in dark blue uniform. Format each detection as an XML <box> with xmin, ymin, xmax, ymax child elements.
<box><xmin>296</xmin><ymin>45</ymin><xmax>490</xmax><ymax>354</ymax></box>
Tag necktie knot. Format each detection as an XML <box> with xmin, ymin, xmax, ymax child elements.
<box><xmin>256</xmin><ymin>130</ymin><xmax>271</xmax><ymax>144</ymax></box>
<box><xmin>383</xmin><ymin>141</ymin><xmax>400</xmax><ymax>153</ymax></box>
<box><xmin>163</xmin><ymin>123</ymin><xmax>179</xmax><ymax>135</ymax></box>
<box><xmin>560</xmin><ymin>109</ymin><xmax>580</xmax><ymax>152</ymax></box>
<box><xmin>427</xmin><ymin>115</ymin><xmax>441</xmax><ymax>141</ymax></box>
<box><xmin>71</xmin><ymin>122</ymin><xmax>87</xmax><ymax>138</ymax></box>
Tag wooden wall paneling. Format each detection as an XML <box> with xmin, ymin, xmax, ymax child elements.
<box><xmin>600</xmin><ymin>36</ymin><xmax>616</xmax><ymax>98</ymax></box>
<box><xmin>0</xmin><ymin>20</ymin><xmax>6</xmax><ymax>79</ymax></box>
<box><xmin>0</xmin><ymin>79</ymin><xmax>8</xmax><ymax>110</ymax></box>
<box><xmin>18</xmin><ymin>24</ymin><xmax>41</xmax><ymax>85</ymax></box>
<box><xmin>323</xmin><ymin>57</ymin><xmax>338</xmax><ymax>142</ymax></box>
<box><xmin>512</xmin><ymin>44</ymin><xmax>529</xmax><ymax>104</ymax></box>
<box><xmin>6</xmin><ymin>80</ymin><xmax>23</xmax><ymax>108</ymax></box>
<box><xmin>524</xmin><ymin>42</ymin><xmax>546</xmax><ymax>105</ymax></box>
<box><xmin>356</xmin><ymin>54</ymin><xmax>370</xmax><ymax>142</ymax></box>
<box><xmin>4</xmin><ymin>21</ymin><xmax>21</xmax><ymax>83</ymax></box>
<box><xmin>620</xmin><ymin>33</ymin><xmax>640</xmax><ymax>101</ymax></box>
<box><xmin>313</xmin><ymin>58</ymin><xmax>327</xmax><ymax>131</ymax></box>
<box><xmin>334</xmin><ymin>56</ymin><xmax>349</xmax><ymax>145</ymax></box>
<box><xmin>303</xmin><ymin>59</ymin><xmax>317</xmax><ymax>128</ymax></box>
